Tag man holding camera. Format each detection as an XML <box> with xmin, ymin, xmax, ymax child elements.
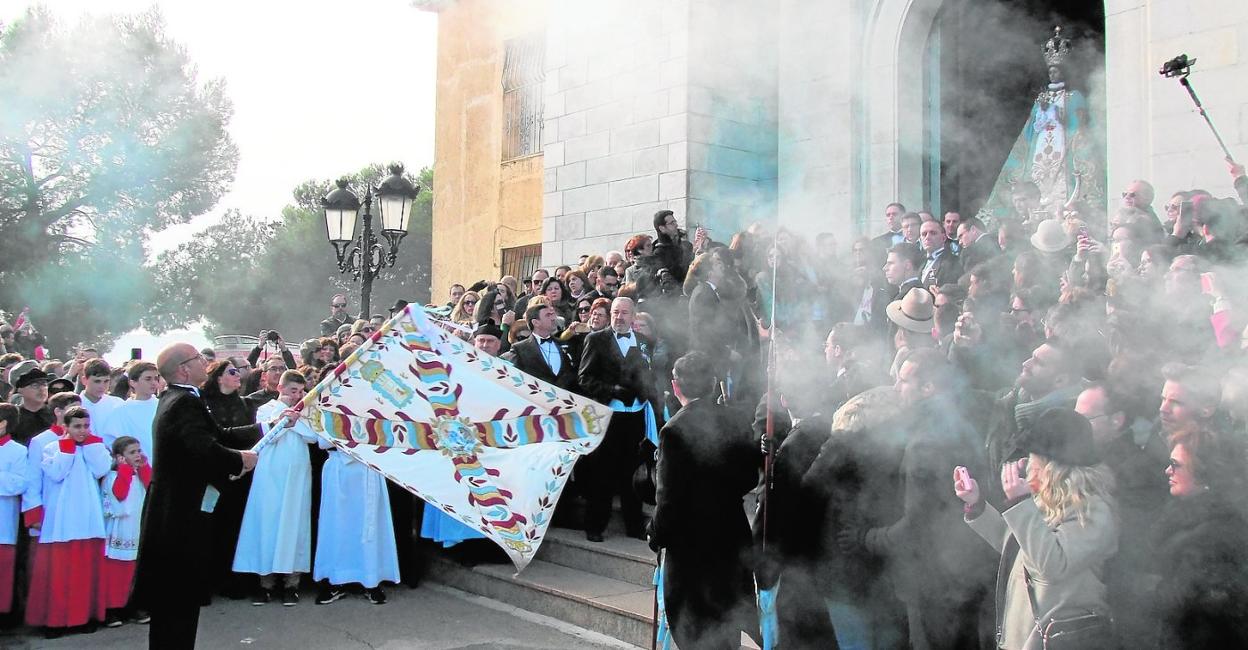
<box><xmin>246</xmin><ymin>330</ymin><xmax>296</xmax><ymax>373</ymax></box>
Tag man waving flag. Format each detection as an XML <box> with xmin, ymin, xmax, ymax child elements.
<box><xmin>259</xmin><ymin>303</ymin><xmax>612</xmax><ymax>572</ymax></box>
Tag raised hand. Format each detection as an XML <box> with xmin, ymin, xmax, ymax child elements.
<box><xmin>1000</xmin><ymin>458</ymin><xmax>1032</xmax><ymax>501</ymax></box>
<box><xmin>953</xmin><ymin>466</ymin><xmax>980</xmax><ymax>505</ymax></box>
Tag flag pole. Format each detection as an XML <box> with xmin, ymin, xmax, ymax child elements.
<box><xmin>760</xmin><ymin>224</ymin><xmax>780</xmax><ymax>552</ymax></box>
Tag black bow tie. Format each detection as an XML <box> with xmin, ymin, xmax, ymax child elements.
<box><xmin>616</xmin><ymin>332</ymin><xmax>632</xmax><ymax>340</ymax></box>
<box><xmin>535</xmin><ymin>337</ymin><xmax>553</xmax><ymax>346</ymax></box>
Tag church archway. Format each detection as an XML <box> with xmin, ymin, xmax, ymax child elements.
<box><xmin>861</xmin><ymin>0</ymin><xmax>1106</xmax><ymax>220</ymax></box>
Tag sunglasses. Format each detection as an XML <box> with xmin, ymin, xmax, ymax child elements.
<box><xmin>463</xmin><ymin>300</ymin><xmax>478</xmax><ymax>306</ymax></box>
<box><xmin>225</xmin><ymin>368</ymin><xmax>240</xmax><ymax>376</ymax></box>
<box><xmin>577</xmin><ymin>307</ymin><xmax>591</xmax><ymax>313</ymax></box>
<box><xmin>1121</xmin><ymin>192</ymin><xmax>1137</xmax><ymax>198</ymax></box>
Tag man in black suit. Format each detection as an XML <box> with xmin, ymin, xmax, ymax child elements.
<box><xmin>650</xmin><ymin>351</ymin><xmax>758</xmax><ymax>648</ymax></box>
<box><xmin>955</xmin><ymin>215</ymin><xmax>1000</xmax><ymax>278</ymax></box>
<box><xmin>577</xmin><ymin>297</ymin><xmax>655</xmax><ymax>542</ymax></box>
<box><xmin>869</xmin><ymin>243</ymin><xmax>924</xmax><ymax>338</ymax></box>
<box><xmin>503</xmin><ymin>304</ymin><xmax>580</xmax><ymax>394</ymax></box>
<box><xmin>918</xmin><ymin>219</ymin><xmax>962</xmax><ymax>287</ymax></box>
<box><xmin>871</xmin><ymin>202</ymin><xmax>907</xmax><ymax>258</ymax></box>
<box><xmin>134</xmin><ymin>343</ymin><xmax>298</xmax><ymax>649</ymax></box>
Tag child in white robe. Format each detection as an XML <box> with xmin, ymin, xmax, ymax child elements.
<box><xmin>21</xmin><ymin>392</ymin><xmax>81</xmax><ymax>538</ymax></box>
<box><xmin>0</xmin><ymin>404</ymin><xmax>27</xmax><ymax>614</ymax></box>
<box><xmin>26</xmin><ymin>406</ymin><xmax>110</xmax><ymax>636</ymax></box>
<box><xmin>233</xmin><ymin>370</ymin><xmax>316</xmax><ymax>606</ymax></box>
<box><xmin>313</xmin><ymin>439</ymin><xmax>399</xmax><ymax>605</ymax></box>
<box><xmin>100</xmin><ymin>436</ymin><xmax>150</xmax><ymax>627</ymax></box>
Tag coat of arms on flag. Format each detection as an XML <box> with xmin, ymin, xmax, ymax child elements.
<box><xmin>295</xmin><ymin>304</ymin><xmax>612</xmax><ymax>571</ymax></box>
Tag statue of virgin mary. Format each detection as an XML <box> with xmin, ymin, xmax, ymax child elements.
<box><xmin>977</xmin><ymin>27</ymin><xmax>1105</xmax><ymax>226</ymax></box>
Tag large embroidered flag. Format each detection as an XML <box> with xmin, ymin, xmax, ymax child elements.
<box><xmin>278</xmin><ymin>303</ymin><xmax>612</xmax><ymax>571</ymax></box>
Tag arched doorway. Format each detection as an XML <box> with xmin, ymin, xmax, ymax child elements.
<box><xmin>861</xmin><ymin>0</ymin><xmax>1106</xmax><ymax>220</ymax></box>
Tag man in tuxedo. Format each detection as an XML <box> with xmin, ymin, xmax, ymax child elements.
<box><xmin>869</xmin><ymin>243</ymin><xmax>924</xmax><ymax>338</ymax></box>
<box><xmin>503</xmin><ymin>304</ymin><xmax>579</xmax><ymax>394</ymax></box>
<box><xmin>577</xmin><ymin>297</ymin><xmax>655</xmax><ymax>542</ymax></box>
<box><xmin>134</xmin><ymin>343</ymin><xmax>298</xmax><ymax>649</ymax></box>
<box><xmin>918</xmin><ymin>219</ymin><xmax>962</xmax><ymax>287</ymax></box>
<box><xmin>650</xmin><ymin>351</ymin><xmax>758</xmax><ymax>648</ymax></box>
<box><xmin>955</xmin><ymin>216</ymin><xmax>1000</xmax><ymax>277</ymax></box>
<box><xmin>871</xmin><ymin>202</ymin><xmax>907</xmax><ymax>257</ymax></box>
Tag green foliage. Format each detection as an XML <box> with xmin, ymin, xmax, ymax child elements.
<box><xmin>146</xmin><ymin>164</ymin><xmax>433</xmax><ymax>344</ymax></box>
<box><xmin>0</xmin><ymin>7</ymin><xmax>237</xmax><ymax>353</ymax></box>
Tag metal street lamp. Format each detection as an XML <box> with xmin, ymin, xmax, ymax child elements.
<box><xmin>322</xmin><ymin>163</ymin><xmax>421</xmax><ymax>318</ymax></box>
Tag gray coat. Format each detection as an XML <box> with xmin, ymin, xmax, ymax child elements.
<box><xmin>968</xmin><ymin>496</ymin><xmax>1118</xmax><ymax>650</ymax></box>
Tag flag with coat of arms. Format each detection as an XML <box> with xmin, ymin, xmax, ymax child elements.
<box><xmin>270</xmin><ymin>303</ymin><xmax>612</xmax><ymax>572</ymax></box>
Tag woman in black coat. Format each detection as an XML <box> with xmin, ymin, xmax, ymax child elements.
<box><xmin>1148</xmin><ymin>427</ymin><xmax>1248</xmax><ymax>650</ymax></box>
<box><xmin>199</xmin><ymin>359</ymin><xmax>254</xmax><ymax>599</ymax></box>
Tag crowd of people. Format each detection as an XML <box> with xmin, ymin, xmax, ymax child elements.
<box><xmin>426</xmin><ymin>161</ymin><xmax>1248</xmax><ymax>649</ymax></box>
<box><xmin>1</xmin><ymin>159</ymin><xmax>1247</xmax><ymax>648</ymax></box>
<box><xmin>0</xmin><ymin>316</ymin><xmax>413</xmax><ymax>644</ymax></box>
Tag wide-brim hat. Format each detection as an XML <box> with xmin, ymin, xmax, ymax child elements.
<box><xmin>7</xmin><ymin>360</ymin><xmax>50</xmax><ymax>389</ymax></box>
<box><xmin>1019</xmin><ymin>407</ymin><xmax>1100</xmax><ymax>467</ymax></box>
<box><xmin>1030</xmin><ymin>218</ymin><xmax>1071</xmax><ymax>253</ymax></box>
<box><xmin>886</xmin><ymin>287</ymin><xmax>935</xmax><ymax>333</ymax></box>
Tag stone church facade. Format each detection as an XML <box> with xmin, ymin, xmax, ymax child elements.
<box><xmin>419</xmin><ymin>0</ymin><xmax>1248</xmax><ymax>297</ymax></box>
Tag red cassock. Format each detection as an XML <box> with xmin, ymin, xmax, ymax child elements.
<box><xmin>100</xmin><ymin>558</ymin><xmax>136</xmax><ymax>609</ymax></box>
<box><xmin>25</xmin><ymin>538</ymin><xmax>108</xmax><ymax>628</ymax></box>
<box><xmin>0</xmin><ymin>544</ymin><xmax>14</xmax><ymax>613</ymax></box>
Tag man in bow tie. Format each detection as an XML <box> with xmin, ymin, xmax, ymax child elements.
<box><xmin>502</xmin><ymin>304</ymin><xmax>580</xmax><ymax>394</ymax></box>
<box><xmin>577</xmin><ymin>298</ymin><xmax>657</xmax><ymax>542</ymax></box>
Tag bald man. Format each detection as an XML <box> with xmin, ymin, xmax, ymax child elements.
<box><xmin>133</xmin><ymin>343</ymin><xmax>298</xmax><ymax>649</ymax></box>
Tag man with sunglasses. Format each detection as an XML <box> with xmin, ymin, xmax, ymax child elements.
<box><xmin>320</xmin><ymin>294</ymin><xmax>352</xmax><ymax>336</ymax></box>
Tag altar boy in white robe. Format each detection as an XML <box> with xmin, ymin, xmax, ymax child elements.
<box><xmin>233</xmin><ymin>370</ymin><xmax>316</xmax><ymax>606</ymax></box>
<box><xmin>313</xmin><ymin>436</ymin><xmax>399</xmax><ymax>606</ymax></box>
<box><xmin>0</xmin><ymin>404</ymin><xmax>27</xmax><ymax>615</ymax></box>
<box><xmin>97</xmin><ymin>362</ymin><xmax>160</xmax><ymax>464</ymax></box>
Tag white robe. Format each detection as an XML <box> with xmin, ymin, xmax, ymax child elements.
<box><xmin>0</xmin><ymin>439</ymin><xmax>27</xmax><ymax>545</ymax></box>
<box><xmin>22</xmin><ymin>429</ymin><xmax>62</xmax><ymax>538</ymax></box>
<box><xmin>81</xmin><ymin>394</ymin><xmax>124</xmax><ymax>434</ymax></box>
<box><xmin>39</xmin><ymin>439</ymin><xmax>110</xmax><ymax>543</ymax></box>
<box><xmin>101</xmin><ymin>469</ymin><xmax>145</xmax><ymax>561</ymax></box>
<box><xmin>97</xmin><ymin>398</ymin><xmax>157</xmax><ymax>465</ymax></box>
<box><xmin>232</xmin><ymin>400</ymin><xmax>316</xmax><ymax>575</ymax></box>
<box><xmin>313</xmin><ymin>444</ymin><xmax>399</xmax><ymax>588</ymax></box>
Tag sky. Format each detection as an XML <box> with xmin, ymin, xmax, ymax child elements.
<box><xmin>1</xmin><ymin>0</ymin><xmax>439</xmax><ymax>360</ymax></box>
<box><xmin>1</xmin><ymin>0</ymin><xmax>439</xmax><ymax>254</ymax></box>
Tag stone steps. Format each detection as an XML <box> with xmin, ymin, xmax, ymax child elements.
<box><xmin>424</xmin><ymin>546</ymin><xmax>657</xmax><ymax>648</ymax></box>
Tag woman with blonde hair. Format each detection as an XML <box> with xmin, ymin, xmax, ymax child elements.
<box><xmin>580</xmin><ymin>254</ymin><xmax>604</xmax><ymax>276</ymax></box>
<box><xmin>954</xmin><ymin>407</ymin><xmax>1117</xmax><ymax>650</ymax></box>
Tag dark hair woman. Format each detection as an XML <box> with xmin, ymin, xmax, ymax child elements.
<box><xmin>539</xmin><ymin>276</ymin><xmax>575</xmax><ymax>325</ymax></box>
<box><xmin>198</xmin><ymin>358</ymin><xmax>255</xmax><ymax>599</ymax></box>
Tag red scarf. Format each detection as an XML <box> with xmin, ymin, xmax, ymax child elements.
<box><xmin>0</xmin><ymin>435</ymin><xmax>10</xmax><ymax>447</ymax></box>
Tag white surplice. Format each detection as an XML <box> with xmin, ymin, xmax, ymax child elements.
<box><xmin>21</xmin><ymin>429</ymin><xmax>60</xmax><ymax>538</ymax></box>
<box><xmin>81</xmin><ymin>394</ymin><xmax>124</xmax><ymax>435</ymax></box>
<box><xmin>0</xmin><ymin>439</ymin><xmax>27</xmax><ymax>545</ymax></box>
<box><xmin>97</xmin><ymin>398</ymin><xmax>158</xmax><ymax>464</ymax></box>
<box><xmin>101</xmin><ymin>469</ymin><xmax>145</xmax><ymax>561</ymax></box>
<box><xmin>313</xmin><ymin>443</ymin><xmax>399</xmax><ymax>588</ymax></box>
<box><xmin>232</xmin><ymin>399</ymin><xmax>316</xmax><ymax>575</ymax></box>
<box><xmin>39</xmin><ymin>438</ymin><xmax>110</xmax><ymax>543</ymax></box>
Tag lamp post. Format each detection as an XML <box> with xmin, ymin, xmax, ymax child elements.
<box><xmin>323</xmin><ymin>163</ymin><xmax>421</xmax><ymax>318</ymax></box>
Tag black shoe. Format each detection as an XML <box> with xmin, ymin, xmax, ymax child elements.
<box><xmin>316</xmin><ymin>585</ymin><xmax>345</xmax><ymax>605</ymax></box>
<box><xmin>104</xmin><ymin>613</ymin><xmax>124</xmax><ymax>628</ymax></box>
<box><xmin>44</xmin><ymin>627</ymin><xmax>65</xmax><ymax>639</ymax></box>
<box><xmin>281</xmin><ymin>587</ymin><xmax>299</xmax><ymax>606</ymax></box>
<box><xmin>132</xmin><ymin>610</ymin><xmax>151</xmax><ymax>624</ymax></box>
<box><xmin>251</xmin><ymin>588</ymin><xmax>272</xmax><ymax>606</ymax></box>
<box><xmin>586</xmin><ymin>531</ymin><xmax>605</xmax><ymax>543</ymax></box>
<box><xmin>366</xmin><ymin>587</ymin><xmax>387</xmax><ymax>605</ymax></box>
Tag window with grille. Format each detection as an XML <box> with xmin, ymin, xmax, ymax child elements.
<box><xmin>502</xmin><ymin>32</ymin><xmax>545</xmax><ymax>161</ymax></box>
<box><xmin>500</xmin><ymin>243</ymin><xmax>543</xmax><ymax>281</ymax></box>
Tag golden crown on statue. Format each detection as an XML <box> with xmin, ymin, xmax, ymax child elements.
<box><xmin>1043</xmin><ymin>26</ymin><xmax>1072</xmax><ymax>67</ymax></box>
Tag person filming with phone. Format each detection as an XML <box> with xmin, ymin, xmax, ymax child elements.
<box><xmin>954</xmin><ymin>407</ymin><xmax>1118</xmax><ymax>650</ymax></box>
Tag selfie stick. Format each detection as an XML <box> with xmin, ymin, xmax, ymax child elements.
<box><xmin>1162</xmin><ymin>55</ymin><xmax>1236</xmax><ymax>164</ymax></box>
